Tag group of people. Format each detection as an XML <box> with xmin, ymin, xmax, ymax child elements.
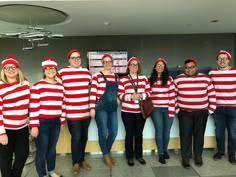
<box><xmin>0</xmin><ymin>49</ymin><xmax>235</xmax><ymax>177</ymax></box>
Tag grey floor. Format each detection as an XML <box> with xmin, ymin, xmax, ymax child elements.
<box><xmin>19</xmin><ymin>149</ymin><xmax>236</xmax><ymax>177</ymax></box>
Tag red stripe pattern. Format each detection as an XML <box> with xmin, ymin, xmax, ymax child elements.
<box><xmin>57</xmin><ymin>66</ymin><xmax>92</xmax><ymax>120</ymax></box>
<box><xmin>174</xmin><ymin>73</ymin><xmax>216</xmax><ymax>114</ymax></box>
<box><xmin>209</xmin><ymin>67</ymin><xmax>236</xmax><ymax>106</ymax></box>
<box><xmin>150</xmin><ymin>76</ymin><xmax>176</xmax><ymax>117</ymax></box>
<box><xmin>118</xmin><ymin>74</ymin><xmax>151</xmax><ymax>113</ymax></box>
<box><xmin>29</xmin><ymin>80</ymin><xmax>66</xmax><ymax>128</ymax></box>
<box><xmin>0</xmin><ymin>79</ymin><xmax>30</xmax><ymax>135</ymax></box>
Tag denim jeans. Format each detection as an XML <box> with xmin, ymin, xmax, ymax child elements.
<box><xmin>0</xmin><ymin>127</ymin><xmax>29</xmax><ymax>177</ymax></box>
<box><xmin>95</xmin><ymin>110</ymin><xmax>118</xmax><ymax>156</ymax></box>
<box><xmin>67</xmin><ymin>118</ymin><xmax>91</xmax><ymax>165</ymax></box>
<box><xmin>151</xmin><ymin>107</ymin><xmax>174</xmax><ymax>155</ymax></box>
<box><xmin>35</xmin><ymin>118</ymin><xmax>61</xmax><ymax>177</ymax></box>
<box><xmin>212</xmin><ymin>106</ymin><xmax>236</xmax><ymax>156</ymax></box>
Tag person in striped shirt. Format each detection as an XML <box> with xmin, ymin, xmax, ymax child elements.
<box><xmin>0</xmin><ymin>56</ymin><xmax>30</xmax><ymax>177</ymax></box>
<box><xmin>174</xmin><ymin>58</ymin><xmax>216</xmax><ymax>169</ymax></box>
<box><xmin>149</xmin><ymin>58</ymin><xmax>175</xmax><ymax>164</ymax></box>
<box><xmin>57</xmin><ymin>49</ymin><xmax>92</xmax><ymax>175</ymax></box>
<box><xmin>209</xmin><ymin>50</ymin><xmax>236</xmax><ymax>164</ymax></box>
<box><xmin>118</xmin><ymin>57</ymin><xmax>151</xmax><ymax>166</ymax></box>
<box><xmin>90</xmin><ymin>53</ymin><xmax>119</xmax><ymax>168</ymax></box>
<box><xmin>30</xmin><ymin>57</ymin><xmax>65</xmax><ymax>177</ymax></box>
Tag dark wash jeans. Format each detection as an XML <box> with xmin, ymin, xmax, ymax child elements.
<box><xmin>35</xmin><ymin>118</ymin><xmax>61</xmax><ymax>177</ymax></box>
<box><xmin>212</xmin><ymin>106</ymin><xmax>236</xmax><ymax>156</ymax></box>
<box><xmin>67</xmin><ymin>118</ymin><xmax>91</xmax><ymax>165</ymax></box>
<box><xmin>0</xmin><ymin>126</ymin><xmax>29</xmax><ymax>177</ymax></box>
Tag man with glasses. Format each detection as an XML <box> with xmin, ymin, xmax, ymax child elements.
<box><xmin>209</xmin><ymin>50</ymin><xmax>236</xmax><ymax>164</ymax></box>
<box><xmin>174</xmin><ymin>58</ymin><xmax>216</xmax><ymax>169</ymax></box>
<box><xmin>57</xmin><ymin>49</ymin><xmax>92</xmax><ymax>175</ymax></box>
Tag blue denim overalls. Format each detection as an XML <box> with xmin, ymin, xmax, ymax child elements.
<box><xmin>95</xmin><ymin>72</ymin><xmax>118</xmax><ymax>111</ymax></box>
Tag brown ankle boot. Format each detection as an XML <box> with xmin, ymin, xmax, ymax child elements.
<box><xmin>109</xmin><ymin>155</ymin><xmax>115</xmax><ymax>164</ymax></box>
<box><xmin>73</xmin><ymin>163</ymin><xmax>80</xmax><ymax>175</ymax></box>
<box><xmin>103</xmin><ymin>155</ymin><xmax>114</xmax><ymax>168</ymax></box>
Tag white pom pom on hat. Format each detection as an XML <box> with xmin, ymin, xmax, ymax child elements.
<box><xmin>42</xmin><ymin>56</ymin><xmax>57</xmax><ymax>69</ymax></box>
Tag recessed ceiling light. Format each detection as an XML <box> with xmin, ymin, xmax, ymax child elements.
<box><xmin>104</xmin><ymin>21</ymin><xmax>111</xmax><ymax>26</ymax></box>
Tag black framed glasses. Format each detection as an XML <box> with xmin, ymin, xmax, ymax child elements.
<box><xmin>4</xmin><ymin>66</ymin><xmax>17</xmax><ymax>71</ymax></box>
<box><xmin>70</xmin><ymin>56</ymin><xmax>81</xmax><ymax>60</ymax></box>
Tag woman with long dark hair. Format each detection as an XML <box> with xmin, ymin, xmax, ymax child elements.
<box><xmin>149</xmin><ymin>58</ymin><xmax>175</xmax><ymax>164</ymax></box>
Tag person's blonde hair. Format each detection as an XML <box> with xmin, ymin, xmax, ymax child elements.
<box><xmin>0</xmin><ymin>68</ymin><xmax>25</xmax><ymax>85</ymax></box>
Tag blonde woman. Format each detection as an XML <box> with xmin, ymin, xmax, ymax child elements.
<box><xmin>0</xmin><ymin>55</ymin><xmax>30</xmax><ymax>177</ymax></box>
<box><xmin>90</xmin><ymin>54</ymin><xmax>119</xmax><ymax>168</ymax></box>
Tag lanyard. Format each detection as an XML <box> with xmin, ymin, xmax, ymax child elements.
<box><xmin>128</xmin><ymin>74</ymin><xmax>138</xmax><ymax>93</ymax></box>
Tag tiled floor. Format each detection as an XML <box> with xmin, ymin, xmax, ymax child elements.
<box><xmin>15</xmin><ymin>149</ymin><xmax>236</xmax><ymax>177</ymax></box>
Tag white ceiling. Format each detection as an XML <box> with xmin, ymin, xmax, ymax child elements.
<box><xmin>0</xmin><ymin>0</ymin><xmax>236</xmax><ymax>36</ymax></box>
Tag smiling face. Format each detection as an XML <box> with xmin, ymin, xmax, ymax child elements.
<box><xmin>128</xmin><ymin>60</ymin><xmax>139</xmax><ymax>75</ymax></box>
<box><xmin>155</xmin><ymin>61</ymin><xmax>165</xmax><ymax>75</ymax></box>
<box><xmin>102</xmin><ymin>56</ymin><xmax>113</xmax><ymax>71</ymax></box>
<box><xmin>184</xmin><ymin>61</ymin><xmax>197</xmax><ymax>77</ymax></box>
<box><xmin>44</xmin><ymin>66</ymin><xmax>57</xmax><ymax>79</ymax></box>
<box><xmin>3</xmin><ymin>64</ymin><xmax>19</xmax><ymax>80</ymax></box>
<box><xmin>68</xmin><ymin>52</ymin><xmax>81</xmax><ymax>68</ymax></box>
<box><xmin>217</xmin><ymin>53</ymin><xmax>230</xmax><ymax>69</ymax></box>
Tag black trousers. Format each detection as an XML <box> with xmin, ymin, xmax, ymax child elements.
<box><xmin>0</xmin><ymin>127</ymin><xmax>29</xmax><ymax>177</ymax></box>
<box><xmin>178</xmin><ymin>110</ymin><xmax>208</xmax><ymax>159</ymax></box>
<box><xmin>121</xmin><ymin>112</ymin><xmax>146</xmax><ymax>159</ymax></box>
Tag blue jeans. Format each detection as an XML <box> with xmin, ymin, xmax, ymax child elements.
<box><xmin>213</xmin><ymin>106</ymin><xmax>236</xmax><ymax>156</ymax></box>
<box><xmin>67</xmin><ymin>118</ymin><xmax>91</xmax><ymax>165</ymax></box>
<box><xmin>95</xmin><ymin>110</ymin><xmax>118</xmax><ymax>156</ymax></box>
<box><xmin>35</xmin><ymin>118</ymin><xmax>61</xmax><ymax>177</ymax></box>
<box><xmin>151</xmin><ymin>107</ymin><xmax>174</xmax><ymax>155</ymax></box>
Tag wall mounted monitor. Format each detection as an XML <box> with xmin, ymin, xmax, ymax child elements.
<box><xmin>87</xmin><ymin>51</ymin><xmax>128</xmax><ymax>75</ymax></box>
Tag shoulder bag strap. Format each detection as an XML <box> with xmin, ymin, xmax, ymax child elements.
<box><xmin>100</xmin><ymin>71</ymin><xmax>107</xmax><ymax>82</ymax></box>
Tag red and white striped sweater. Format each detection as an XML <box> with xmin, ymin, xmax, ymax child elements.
<box><xmin>90</xmin><ymin>72</ymin><xmax>117</xmax><ymax>109</ymax></box>
<box><xmin>57</xmin><ymin>66</ymin><xmax>92</xmax><ymax>120</ymax></box>
<box><xmin>209</xmin><ymin>67</ymin><xmax>236</xmax><ymax>106</ymax></box>
<box><xmin>118</xmin><ymin>74</ymin><xmax>151</xmax><ymax>113</ymax></box>
<box><xmin>0</xmin><ymin>79</ymin><xmax>30</xmax><ymax>135</ymax></box>
<box><xmin>150</xmin><ymin>76</ymin><xmax>176</xmax><ymax>117</ymax></box>
<box><xmin>29</xmin><ymin>80</ymin><xmax>66</xmax><ymax>128</ymax></box>
<box><xmin>174</xmin><ymin>73</ymin><xmax>216</xmax><ymax>114</ymax></box>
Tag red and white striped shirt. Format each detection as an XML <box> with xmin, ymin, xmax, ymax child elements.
<box><xmin>150</xmin><ymin>76</ymin><xmax>176</xmax><ymax>117</ymax></box>
<box><xmin>29</xmin><ymin>80</ymin><xmax>66</xmax><ymax>128</ymax></box>
<box><xmin>118</xmin><ymin>74</ymin><xmax>151</xmax><ymax>113</ymax></box>
<box><xmin>90</xmin><ymin>72</ymin><xmax>117</xmax><ymax>109</ymax></box>
<box><xmin>174</xmin><ymin>73</ymin><xmax>216</xmax><ymax>114</ymax></box>
<box><xmin>57</xmin><ymin>66</ymin><xmax>92</xmax><ymax>120</ymax></box>
<box><xmin>209</xmin><ymin>67</ymin><xmax>236</xmax><ymax>106</ymax></box>
<box><xmin>0</xmin><ymin>79</ymin><xmax>30</xmax><ymax>135</ymax></box>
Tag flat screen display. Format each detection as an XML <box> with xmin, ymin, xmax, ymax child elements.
<box><xmin>87</xmin><ymin>51</ymin><xmax>128</xmax><ymax>75</ymax></box>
